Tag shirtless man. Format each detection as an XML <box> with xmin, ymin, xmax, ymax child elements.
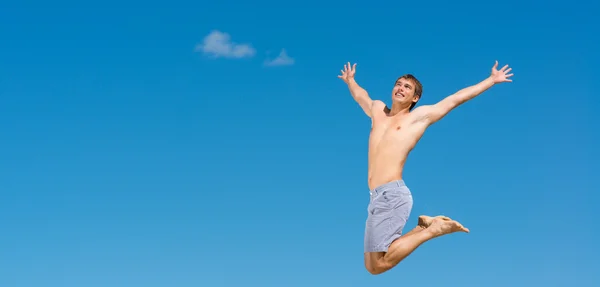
<box><xmin>338</xmin><ymin>61</ymin><xmax>514</xmax><ymax>275</ymax></box>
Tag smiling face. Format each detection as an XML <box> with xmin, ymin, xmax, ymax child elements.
<box><xmin>391</xmin><ymin>74</ymin><xmax>422</xmax><ymax>110</ymax></box>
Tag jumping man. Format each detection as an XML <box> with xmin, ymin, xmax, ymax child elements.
<box><xmin>338</xmin><ymin>61</ymin><xmax>514</xmax><ymax>275</ymax></box>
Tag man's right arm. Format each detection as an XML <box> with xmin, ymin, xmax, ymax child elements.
<box><xmin>338</xmin><ymin>62</ymin><xmax>375</xmax><ymax>118</ymax></box>
<box><xmin>346</xmin><ymin>79</ymin><xmax>374</xmax><ymax>117</ymax></box>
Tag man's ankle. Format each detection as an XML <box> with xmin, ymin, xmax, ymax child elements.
<box><xmin>420</xmin><ymin>228</ymin><xmax>439</xmax><ymax>240</ymax></box>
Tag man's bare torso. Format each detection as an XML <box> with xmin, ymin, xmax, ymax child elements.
<box><xmin>367</xmin><ymin>100</ymin><xmax>429</xmax><ymax>190</ymax></box>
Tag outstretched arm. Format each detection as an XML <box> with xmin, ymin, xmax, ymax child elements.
<box><xmin>339</xmin><ymin>62</ymin><xmax>374</xmax><ymax>117</ymax></box>
<box><xmin>423</xmin><ymin>61</ymin><xmax>514</xmax><ymax>124</ymax></box>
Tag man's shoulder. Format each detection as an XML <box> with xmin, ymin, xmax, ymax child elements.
<box><xmin>371</xmin><ymin>100</ymin><xmax>386</xmax><ymax>108</ymax></box>
<box><xmin>410</xmin><ymin>105</ymin><xmax>432</xmax><ymax>114</ymax></box>
<box><xmin>370</xmin><ymin>100</ymin><xmax>389</xmax><ymax>115</ymax></box>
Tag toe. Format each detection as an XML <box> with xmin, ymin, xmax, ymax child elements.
<box><xmin>457</xmin><ymin>223</ymin><xmax>469</xmax><ymax>233</ymax></box>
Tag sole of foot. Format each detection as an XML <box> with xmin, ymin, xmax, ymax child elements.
<box><xmin>427</xmin><ymin>217</ymin><xmax>470</xmax><ymax>237</ymax></box>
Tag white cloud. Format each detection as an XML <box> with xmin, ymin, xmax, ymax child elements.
<box><xmin>264</xmin><ymin>49</ymin><xmax>295</xmax><ymax>67</ymax></box>
<box><xmin>195</xmin><ymin>30</ymin><xmax>255</xmax><ymax>59</ymax></box>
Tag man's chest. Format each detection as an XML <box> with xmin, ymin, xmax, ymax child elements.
<box><xmin>372</xmin><ymin>116</ymin><xmax>408</xmax><ymax>132</ymax></box>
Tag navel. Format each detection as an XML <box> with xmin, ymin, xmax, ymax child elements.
<box><xmin>396</xmin><ymin>126</ymin><xmax>401</xmax><ymax>131</ymax></box>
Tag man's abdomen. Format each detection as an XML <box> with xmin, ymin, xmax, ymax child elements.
<box><xmin>367</xmin><ymin>140</ymin><xmax>410</xmax><ymax>190</ymax></box>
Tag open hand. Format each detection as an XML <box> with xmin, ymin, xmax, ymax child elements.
<box><xmin>338</xmin><ymin>62</ymin><xmax>356</xmax><ymax>83</ymax></box>
<box><xmin>490</xmin><ymin>61</ymin><xmax>514</xmax><ymax>83</ymax></box>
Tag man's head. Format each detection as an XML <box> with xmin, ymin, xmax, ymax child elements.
<box><xmin>391</xmin><ymin>74</ymin><xmax>422</xmax><ymax>111</ymax></box>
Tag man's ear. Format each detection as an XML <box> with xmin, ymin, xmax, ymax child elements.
<box><xmin>412</xmin><ymin>94</ymin><xmax>421</xmax><ymax>103</ymax></box>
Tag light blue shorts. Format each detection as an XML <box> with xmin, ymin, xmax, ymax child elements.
<box><xmin>364</xmin><ymin>180</ymin><xmax>413</xmax><ymax>253</ymax></box>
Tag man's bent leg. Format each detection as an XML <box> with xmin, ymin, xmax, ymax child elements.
<box><xmin>364</xmin><ymin>217</ymin><xmax>469</xmax><ymax>275</ymax></box>
<box><xmin>363</xmin><ymin>181</ymin><xmax>466</xmax><ymax>274</ymax></box>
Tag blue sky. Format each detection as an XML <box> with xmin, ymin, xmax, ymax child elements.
<box><xmin>1</xmin><ymin>0</ymin><xmax>598</xmax><ymax>286</ymax></box>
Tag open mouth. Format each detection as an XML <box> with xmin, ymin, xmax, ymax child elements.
<box><xmin>395</xmin><ymin>92</ymin><xmax>405</xmax><ymax>98</ymax></box>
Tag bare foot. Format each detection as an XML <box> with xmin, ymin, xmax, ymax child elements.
<box><xmin>418</xmin><ymin>215</ymin><xmax>451</xmax><ymax>228</ymax></box>
<box><xmin>426</xmin><ymin>217</ymin><xmax>470</xmax><ymax>238</ymax></box>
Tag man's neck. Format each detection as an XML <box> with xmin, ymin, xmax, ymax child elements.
<box><xmin>389</xmin><ymin>103</ymin><xmax>411</xmax><ymax>117</ymax></box>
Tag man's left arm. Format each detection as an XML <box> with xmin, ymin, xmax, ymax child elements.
<box><xmin>421</xmin><ymin>61</ymin><xmax>514</xmax><ymax>124</ymax></box>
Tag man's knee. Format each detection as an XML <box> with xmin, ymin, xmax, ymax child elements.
<box><xmin>364</xmin><ymin>254</ymin><xmax>392</xmax><ymax>275</ymax></box>
<box><xmin>365</xmin><ymin>261</ymin><xmax>392</xmax><ymax>275</ymax></box>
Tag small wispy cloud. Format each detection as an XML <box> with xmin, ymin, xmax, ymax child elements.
<box><xmin>195</xmin><ymin>30</ymin><xmax>255</xmax><ymax>59</ymax></box>
<box><xmin>264</xmin><ymin>49</ymin><xmax>295</xmax><ymax>67</ymax></box>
